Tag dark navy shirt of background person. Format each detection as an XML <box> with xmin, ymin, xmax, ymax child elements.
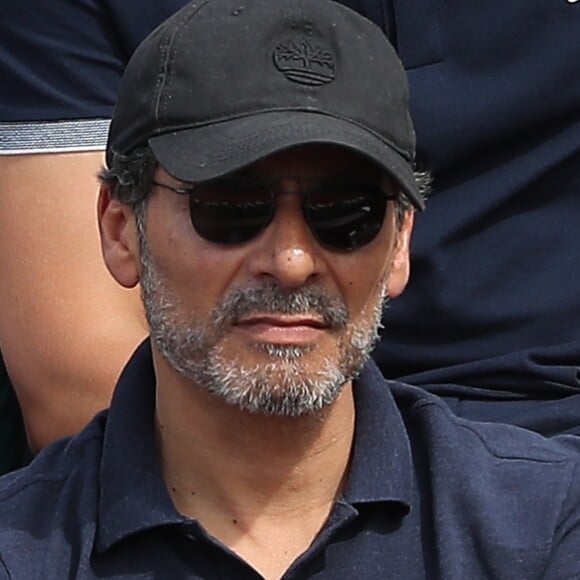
<box><xmin>1</xmin><ymin>0</ymin><xmax>580</xmax><ymax>435</ymax></box>
<box><xmin>1</xmin><ymin>340</ymin><xmax>580</xmax><ymax>579</ymax></box>
<box><xmin>0</xmin><ymin>0</ymin><xmax>188</xmax><ymax>123</ymax></box>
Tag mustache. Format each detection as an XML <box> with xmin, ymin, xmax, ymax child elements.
<box><xmin>211</xmin><ymin>283</ymin><xmax>349</xmax><ymax>330</ymax></box>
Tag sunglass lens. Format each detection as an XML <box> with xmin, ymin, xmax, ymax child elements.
<box><xmin>306</xmin><ymin>183</ymin><xmax>386</xmax><ymax>251</ymax></box>
<box><xmin>189</xmin><ymin>178</ymin><xmax>273</xmax><ymax>244</ymax></box>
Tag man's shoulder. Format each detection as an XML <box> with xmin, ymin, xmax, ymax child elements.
<box><xmin>394</xmin><ymin>380</ymin><xmax>580</xmax><ymax>518</ymax></box>
<box><xmin>386</xmin><ymin>379</ymin><xmax>580</xmax><ymax>576</ymax></box>
<box><xmin>392</xmin><ymin>378</ymin><xmax>580</xmax><ymax>462</ymax></box>
<box><xmin>0</xmin><ymin>410</ymin><xmax>106</xmax><ymax>507</ymax></box>
<box><xmin>0</xmin><ymin>412</ymin><xmax>107</xmax><ymax>576</ymax></box>
<box><xmin>361</xmin><ymin>363</ymin><xmax>580</xmax><ymax>484</ymax></box>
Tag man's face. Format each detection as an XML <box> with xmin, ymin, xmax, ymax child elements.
<box><xmin>133</xmin><ymin>145</ymin><xmax>413</xmax><ymax>416</ymax></box>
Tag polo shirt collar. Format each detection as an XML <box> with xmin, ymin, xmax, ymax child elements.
<box><xmin>96</xmin><ymin>340</ymin><xmax>413</xmax><ymax>552</ymax></box>
<box><xmin>96</xmin><ymin>340</ymin><xmax>187</xmax><ymax>553</ymax></box>
<box><xmin>343</xmin><ymin>361</ymin><xmax>413</xmax><ymax>513</ymax></box>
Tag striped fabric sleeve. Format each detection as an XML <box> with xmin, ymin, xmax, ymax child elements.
<box><xmin>0</xmin><ymin>119</ymin><xmax>111</xmax><ymax>155</ymax></box>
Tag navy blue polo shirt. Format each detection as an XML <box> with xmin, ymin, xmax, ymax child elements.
<box><xmin>1</xmin><ymin>340</ymin><xmax>579</xmax><ymax>579</ymax></box>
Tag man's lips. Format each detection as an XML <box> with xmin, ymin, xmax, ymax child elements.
<box><xmin>234</xmin><ymin>315</ymin><xmax>328</xmax><ymax>343</ymax></box>
<box><xmin>237</xmin><ymin>315</ymin><xmax>327</xmax><ymax>328</ymax></box>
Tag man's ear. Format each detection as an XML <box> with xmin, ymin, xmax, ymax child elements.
<box><xmin>385</xmin><ymin>210</ymin><xmax>414</xmax><ymax>299</ymax></box>
<box><xmin>97</xmin><ymin>184</ymin><xmax>141</xmax><ymax>288</ymax></box>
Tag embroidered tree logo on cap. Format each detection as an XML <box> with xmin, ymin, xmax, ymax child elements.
<box><xmin>273</xmin><ymin>38</ymin><xmax>336</xmax><ymax>86</ymax></box>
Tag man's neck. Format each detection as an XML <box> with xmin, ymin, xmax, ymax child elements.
<box><xmin>153</xmin><ymin>354</ymin><xmax>355</xmax><ymax>578</ymax></box>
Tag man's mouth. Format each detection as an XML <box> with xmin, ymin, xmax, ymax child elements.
<box><xmin>234</xmin><ymin>315</ymin><xmax>328</xmax><ymax>344</ymax></box>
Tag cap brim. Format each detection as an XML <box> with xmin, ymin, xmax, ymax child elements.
<box><xmin>149</xmin><ymin>111</ymin><xmax>424</xmax><ymax>210</ymax></box>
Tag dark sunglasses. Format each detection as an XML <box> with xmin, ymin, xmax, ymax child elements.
<box><xmin>151</xmin><ymin>175</ymin><xmax>398</xmax><ymax>251</ymax></box>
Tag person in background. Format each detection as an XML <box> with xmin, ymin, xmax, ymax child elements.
<box><xmin>0</xmin><ymin>2</ymin><xmax>188</xmax><ymax>461</ymax></box>
<box><xmin>369</xmin><ymin>1</ymin><xmax>580</xmax><ymax>433</ymax></box>
<box><xmin>1</xmin><ymin>3</ymin><xmax>580</xmax><ymax>577</ymax></box>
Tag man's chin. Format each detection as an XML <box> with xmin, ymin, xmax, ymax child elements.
<box><xmin>193</xmin><ymin>350</ymin><xmax>348</xmax><ymax>417</ymax></box>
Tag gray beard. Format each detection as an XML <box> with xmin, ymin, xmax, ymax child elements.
<box><xmin>135</xmin><ymin>204</ymin><xmax>387</xmax><ymax>417</ymax></box>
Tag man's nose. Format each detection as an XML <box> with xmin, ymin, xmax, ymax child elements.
<box><xmin>246</xmin><ymin>192</ymin><xmax>321</xmax><ymax>289</ymax></box>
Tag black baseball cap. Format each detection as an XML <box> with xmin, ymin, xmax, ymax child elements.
<box><xmin>106</xmin><ymin>0</ymin><xmax>424</xmax><ymax>210</ymax></box>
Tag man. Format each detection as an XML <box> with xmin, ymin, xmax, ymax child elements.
<box><xmin>1</xmin><ymin>1</ymin><xmax>579</xmax><ymax>578</ymax></box>
<box><xmin>1</xmin><ymin>0</ymin><xmax>578</xmax><ymax>470</ymax></box>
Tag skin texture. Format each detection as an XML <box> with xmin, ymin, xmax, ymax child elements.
<box><xmin>99</xmin><ymin>144</ymin><xmax>414</xmax><ymax>578</ymax></box>
<box><xmin>0</xmin><ymin>152</ymin><xmax>148</xmax><ymax>452</ymax></box>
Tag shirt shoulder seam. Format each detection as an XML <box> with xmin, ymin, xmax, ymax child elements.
<box><xmin>407</xmin><ymin>397</ymin><xmax>576</xmax><ymax>464</ymax></box>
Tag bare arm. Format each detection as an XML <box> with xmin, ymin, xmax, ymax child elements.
<box><xmin>0</xmin><ymin>152</ymin><xmax>147</xmax><ymax>451</ymax></box>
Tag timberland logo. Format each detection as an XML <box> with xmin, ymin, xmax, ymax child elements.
<box><xmin>272</xmin><ymin>38</ymin><xmax>336</xmax><ymax>86</ymax></box>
